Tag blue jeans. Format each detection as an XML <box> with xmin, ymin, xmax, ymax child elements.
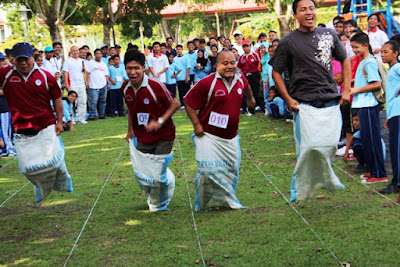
<box><xmin>88</xmin><ymin>85</ymin><xmax>107</xmax><ymax>118</ymax></box>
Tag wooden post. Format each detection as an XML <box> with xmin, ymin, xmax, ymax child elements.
<box><xmin>215</xmin><ymin>12</ymin><xmax>220</xmax><ymax>37</ymax></box>
<box><xmin>139</xmin><ymin>21</ymin><xmax>145</xmax><ymax>52</ymax></box>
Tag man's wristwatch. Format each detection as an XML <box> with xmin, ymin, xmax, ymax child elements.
<box><xmin>158</xmin><ymin>117</ymin><xmax>164</xmax><ymax>125</ymax></box>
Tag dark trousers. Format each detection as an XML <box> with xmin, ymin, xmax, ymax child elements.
<box><xmin>357</xmin><ymin>106</ymin><xmax>387</xmax><ymax>178</ymax></box>
<box><xmin>389</xmin><ymin>116</ymin><xmax>400</xmax><ymax>186</ymax></box>
<box><xmin>110</xmin><ymin>89</ymin><xmax>124</xmax><ymax>115</ymax></box>
<box><xmin>166</xmin><ymin>83</ymin><xmax>176</xmax><ymax>97</ymax></box>
<box><xmin>137</xmin><ymin>141</ymin><xmax>174</xmax><ymax>155</ymax></box>
<box><xmin>177</xmin><ymin>81</ymin><xmax>187</xmax><ymax>107</ymax></box>
<box><xmin>352</xmin><ymin>137</ymin><xmax>366</xmax><ymax>166</ymax></box>
<box><xmin>105</xmin><ymin>90</ymin><xmax>111</xmax><ymax>115</ymax></box>
<box><xmin>242</xmin><ymin>72</ymin><xmax>262</xmax><ymax>114</ymax></box>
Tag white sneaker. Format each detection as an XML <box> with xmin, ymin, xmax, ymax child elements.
<box><xmin>255</xmin><ymin>106</ymin><xmax>261</xmax><ymax>111</ymax></box>
<box><xmin>179</xmin><ymin>106</ymin><xmax>185</xmax><ymax>110</ymax></box>
<box><xmin>335</xmin><ymin>146</ymin><xmax>346</xmax><ymax>156</ymax></box>
<box><xmin>77</xmin><ymin>120</ymin><xmax>88</xmax><ymax>124</ymax></box>
<box><xmin>246</xmin><ymin>112</ymin><xmax>253</xmax><ymax>117</ymax></box>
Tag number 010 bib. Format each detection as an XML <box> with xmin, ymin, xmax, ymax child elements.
<box><xmin>208</xmin><ymin>111</ymin><xmax>229</xmax><ymax>129</ymax></box>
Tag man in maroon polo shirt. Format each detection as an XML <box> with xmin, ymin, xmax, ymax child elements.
<box><xmin>184</xmin><ymin>50</ymin><xmax>255</xmax><ymax>211</ymax></box>
<box><xmin>122</xmin><ymin>50</ymin><xmax>180</xmax><ymax>154</ymax></box>
<box><xmin>0</xmin><ymin>43</ymin><xmax>63</xmax><ymax>136</ymax></box>
<box><xmin>237</xmin><ymin>40</ymin><xmax>262</xmax><ymax>116</ymax></box>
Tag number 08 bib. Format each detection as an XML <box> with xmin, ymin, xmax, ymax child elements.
<box><xmin>208</xmin><ymin>111</ymin><xmax>229</xmax><ymax>129</ymax></box>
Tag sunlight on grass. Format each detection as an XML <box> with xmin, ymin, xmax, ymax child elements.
<box><xmin>97</xmin><ymin>147</ymin><xmax>121</xmax><ymax>152</ymax></box>
<box><xmin>121</xmin><ymin>161</ymin><xmax>132</xmax><ymax>167</ymax></box>
<box><xmin>31</xmin><ymin>238</ymin><xmax>56</xmax><ymax>244</ymax></box>
<box><xmin>40</xmin><ymin>199</ymin><xmax>75</xmax><ymax>207</ymax></box>
<box><xmin>124</xmin><ymin>219</ymin><xmax>141</xmax><ymax>226</ymax></box>
<box><xmin>12</xmin><ymin>258</ymin><xmax>30</xmax><ymax>265</ymax></box>
<box><xmin>65</xmin><ymin>143</ymin><xmax>99</xmax><ymax>150</ymax></box>
<box><xmin>84</xmin><ymin>134</ymin><xmax>126</xmax><ymax>143</ymax></box>
<box><xmin>0</xmin><ymin>178</ymin><xmax>18</xmax><ymax>184</ymax></box>
<box><xmin>138</xmin><ymin>210</ymin><xmax>151</xmax><ymax>214</ymax></box>
<box><xmin>283</xmin><ymin>152</ymin><xmax>295</xmax><ymax>156</ymax></box>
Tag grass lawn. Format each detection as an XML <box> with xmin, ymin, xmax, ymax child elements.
<box><xmin>0</xmin><ymin>111</ymin><xmax>399</xmax><ymax>266</ymax></box>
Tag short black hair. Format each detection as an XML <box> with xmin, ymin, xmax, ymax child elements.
<box><xmin>79</xmin><ymin>47</ymin><xmax>85</xmax><ymax>51</ymax></box>
<box><xmin>391</xmin><ymin>35</ymin><xmax>400</xmax><ymax>47</ymax></box>
<box><xmin>111</xmin><ymin>54</ymin><xmax>120</xmax><ymax>60</ymax></box>
<box><xmin>109</xmin><ymin>46</ymin><xmax>116</xmax><ymax>51</ymax></box>
<box><xmin>318</xmin><ymin>23</ymin><xmax>326</xmax><ymax>27</ymax></box>
<box><xmin>34</xmin><ymin>54</ymin><xmax>42</xmax><ymax>61</ymax></box>
<box><xmin>176</xmin><ymin>44</ymin><xmax>183</xmax><ymax>49</ymax></box>
<box><xmin>108</xmin><ymin>58</ymin><xmax>113</xmax><ymax>63</ymax></box>
<box><xmin>152</xmin><ymin>41</ymin><xmax>161</xmax><ymax>47</ymax></box>
<box><xmin>5</xmin><ymin>49</ymin><xmax>12</xmax><ymax>56</ymax></box>
<box><xmin>335</xmin><ymin>20</ymin><xmax>344</xmax><ymax>25</ymax></box>
<box><xmin>209</xmin><ymin>37</ymin><xmax>217</xmax><ymax>41</ymax></box>
<box><xmin>218</xmin><ymin>35</ymin><xmax>225</xmax><ymax>40</ymax></box>
<box><xmin>292</xmin><ymin>0</ymin><xmax>315</xmax><ymax>14</ymax></box>
<box><xmin>94</xmin><ymin>48</ymin><xmax>102</xmax><ymax>54</ymax></box>
<box><xmin>210</xmin><ymin>44</ymin><xmax>218</xmax><ymax>49</ymax></box>
<box><xmin>193</xmin><ymin>38</ymin><xmax>200</xmax><ymax>42</ymax></box>
<box><xmin>187</xmin><ymin>41</ymin><xmax>194</xmax><ymax>46</ymax></box>
<box><xmin>160</xmin><ymin>42</ymin><xmax>167</xmax><ymax>47</ymax></box>
<box><xmin>82</xmin><ymin>45</ymin><xmax>89</xmax><ymax>49</ymax></box>
<box><xmin>269</xmin><ymin>30</ymin><xmax>277</xmax><ymax>34</ymax></box>
<box><xmin>333</xmin><ymin>15</ymin><xmax>344</xmax><ymax>22</ymax></box>
<box><xmin>272</xmin><ymin>38</ymin><xmax>280</xmax><ymax>43</ymax></box>
<box><xmin>368</xmin><ymin>13</ymin><xmax>380</xmax><ymax>22</ymax></box>
<box><xmin>350</xmin><ymin>32</ymin><xmax>369</xmax><ymax>45</ymax></box>
<box><xmin>199</xmin><ymin>38</ymin><xmax>206</xmax><ymax>44</ymax></box>
<box><xmin>124</xmin><ymin>50</ymin><xmax>146</xmax><ymax>66</ymax></box>
<box><xmin>384</xmin><ymin>40</ymin><xmax>400</xmax><ymax>62</ymax></box>
<box><xmin>52</xmin><ymin>42</ymin><xmax>62</xmax><ymax>48</ymax></box>
<box><xmin>86</xmin><ymin>52</ymin><xmax>92</xmax><ymax>58</ymax></box>
<box><xmin>166</xmin><ymin>37</ymin><xmax>173</xmax><ymax>42</ymax></box>
<box><xmin>344</xmin><ymin>20</ymin><xmax>357</xmax><ymax>27</ymax></box>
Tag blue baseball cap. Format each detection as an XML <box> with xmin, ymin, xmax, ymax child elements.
<box><xmin>100</xmin><ymin>44</ymin><xmax>108</xmax><ymax>49</ymax></box>
<box><xmin>11</xmin><ymin>42</ymin><xmax>33</xmax><ymax>59</ymax></box>
<box><xmin>0</xmin><ymin>52</ymin><xmax>6</xmax><ymax>60</ymax></box>
<box><xmin>44</xmin><ymin>46</ymin><xmax>54</xmax><ymax>52</ymax></box>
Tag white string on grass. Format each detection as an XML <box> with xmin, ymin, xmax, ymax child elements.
<box><xmin>242</xmin><ymin>148</ymin><xmax>344</xmax><ymax>266</ymax></box>
<box><xmin>176</xmin><ymin>136</ymin><xmax>206</xmax><ymax>267</ymax></box>
<box><xmin>0</xmin><ymin>129</ymin><xmax>95</xmax><ymax>208</ymax></box>
<box><xmin>0</xmin><ymin>158</ymin><xmax>17</xmax><ymax>171</ymax></box>
<box><xmin>63</xmin><ymin>142</ymin><xmax>127</xmax><ymax>267</ymax></box>
<box><xmin>267</xmin><ymin>118</ymin><xmax>400</xmax><ymax>208</ymax></box>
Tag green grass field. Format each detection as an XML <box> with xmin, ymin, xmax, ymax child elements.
<box><xmin>0</xmin><ymin>111</ymin><xmax>399</xmax><ymax>266</ymax></box>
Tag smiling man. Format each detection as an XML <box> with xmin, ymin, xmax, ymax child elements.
<box><xmin>184</xmin><ymin>51</ymin><xmax>255</xmax><ymax>211</ymax></box>
<box><xmin>270</xmin><ymin>0</ymin><xmax>351</xmax><ymax>201</ymax></box>
<box><xmin>121</xmin><ymin>49</ymin><xmax>180</xmax><ymax>211</ymax></box>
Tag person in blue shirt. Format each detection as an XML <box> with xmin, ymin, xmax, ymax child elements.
<box><xmin>165</xmin><ymin>54</ymin><xmax>181</xmax><ymax>97</ymax></box>
<box><xmin>184</xmin><ymin>41</ymin><xmax>198</xmax><ymax>87</ymax></box>
<box><xmin>193</xmin><ymin>50</ymin><xmax>210</xmax><ymax>83</ymax></box>
<box><xmin>350</xmin><ymin>32</ymin><xmax>387</xmax><ymax>184</ymax></box>
<box><xmin>260</xmin><ymin>42</ymin><xmax>270</xmax><ymax>115</ymax></box>
<box><xmin>174</xmin><ymin>45</ymin><xmax>191</xmax><ymax>108</ymax></box>
<box><xmin>380</xmin><ymin>40</ymin><xmax>400</xmax><ymax>194</ymax></box>
<box><xmin>109</xmin><ymin>55</ymin><xmax>128</xmax><ymax>117</ymax></box>
<box><xmin>62</xmin><ymin>90</ymin><xmax>78</xmax><ymax>131</ymax></box>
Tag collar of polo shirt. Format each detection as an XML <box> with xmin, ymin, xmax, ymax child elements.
<box><xmin>129</xmin><ymin>73</ymin><xmax>149</xmax><ymax>94</ymax></box>
<box><xmin>215</xmin><ymin>71</ymin><xmax>241</xmax><ymax>92</ymax></box>
<box><xmin>13</xmin><ymin>62</ymin><xmax>40</xmax><ymax>81</ymax></box>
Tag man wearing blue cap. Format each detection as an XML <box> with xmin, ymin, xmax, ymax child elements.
<box><xmin>0</xmin><ymin>43</ymin><xmax>73</xmax><ymax>202</ymax></box>
<box><xmin>43</xmin><ymin>46</ymin><xmax>60</xmax><ymax>82</ymax></box>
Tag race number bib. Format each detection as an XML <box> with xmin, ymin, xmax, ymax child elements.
<box><xmin>116</xmin><ymin>76</ymin><xmax>123</xmax><ymax>82</ymax></box>
<box><xmin>208</xmin><ymin>111</ymin><xmax>229</xmax><ymax>129</ymax></box>
<box><xmin>137</xmin><ymin>113</ymin><xmax>150</xmax><ymax>126</ymax></box>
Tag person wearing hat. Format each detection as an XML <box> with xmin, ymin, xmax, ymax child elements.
<box><xmin>100</xmin><ymin>44</ymin><xmax>110</xmax><ymax>65</ymax></box>
<box><xmin>256</xmin><ymin>32</ymin><xmax>268</xmax><ymax>50</ymax></box>
<box><xmin>42</xmin><ymin>46</ymin><xmax>59</xmax><ymax>82</ymax></box>
<box><xmin>232</xmin><ymin>30</ymin><xmax>245</xmax><ymax>56</ymax></box>
<box><xmin>237</xmin><ymin>39</ymin><xmax>262</xmax><ymax>116</ymax></box>
<box><xmin>0</xmin><ymin>52</ymin><xmax>6</xmax><ymax>68</ymax></box>
<box><xmin>115</xmin><ymin>44</ymin><xmax>124</xmax><ymax>63</ymax></box>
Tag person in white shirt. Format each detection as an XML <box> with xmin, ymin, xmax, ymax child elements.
<box><xmin>51</xmin><ymin>42</ymin><xmax>63</xmax><ymax>87</ymax></box>
<box><xmin>364</xmin><ymin>13</ymin><xmax>389</xmax><ymax>61</ymax></box>
<box><xmin>42</xmin><ymin>46</ymin><xmax>60</xmax><ymax>82</ymax></box>
<box><xmin>86</xmin><ymin>49</ymin><xmax>110</xmax><ymax>120</ymax></box>
<box><xmin>147</xmin><ymin>42</ymin><xmax>169</xmax><ymax>83</ymax></box>
<box><xmin>63</xmin><ymin>45</ymin><xmax>88</xmax><ymax>124</ymax></box>
<box><xmin>232</xmin><ymin>30</ymin><xmax>245</xmax><ymax>56</ymax></box>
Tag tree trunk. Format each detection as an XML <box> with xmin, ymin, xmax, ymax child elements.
<box><xmin>103</xmin><ymin>23</ymin><xmax>112</xmax><ymax>47</ymax></box>
<box><xmin>161</xmin><ymin>19</ymin><xmax>175</xmax><ymax>41</ymax></box>
<box><xmin>277</xmin><ymin>17</ymin><xmax>292</xmax><ymax>37</ymax></box>
<box><xmin>48</xmin><ymin>22</ymin><xmax>62</xmax><ymax>43</ymax></box>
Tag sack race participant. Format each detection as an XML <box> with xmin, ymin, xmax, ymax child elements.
<box><xmin>184</xmin><ymin>50</ymin><xmax>256</xmax><ymax>211</ymax></box>
<box><xmin>0</xmin><ymin>42</ymin><xmax>73</xmax><ymax>203</ymax></box>
<box><xmin>269</xmin><ymin>0</ymin><xmax>351</xmax><ymax>201</ymax></box>
<box><xmin>121</xmin><ymin>50</ymin><xmax>180</xmax><ymax>212</ymax></box>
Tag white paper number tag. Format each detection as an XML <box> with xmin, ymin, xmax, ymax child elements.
<box><xmin>208</xmin><ymin>111</ymin><xmax>229</xmax><ymax>129</ymax></box>
<box><xmin>137</xmin><ymin>113</ymin><xmax>150</xmax><ymax>126</ymax></box>
<box><xmin>116</xmin><ymin>76</ymin><xmax>123</xmax><ymax>82</ymax></box>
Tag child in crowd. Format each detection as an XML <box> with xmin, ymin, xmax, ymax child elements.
<box><xmin>86</xmin><ymin>53</ymin><xmax>93</xmax><ymax>61</ymax></box>
<box><xmin>108</xmin><ymin>55</ymin><xmax>128</xmax><ymax>116</ymax></box>
<box><xmin>34</xmin><ymin>54</ymin><xmax>43</xmax><ymax>68</ymax></box>
<box><xmin>350</xmin><ymin>32</ymin><xmax>387</xmax><ymax>184</ymax></box>
<box><xmin>62</xmin><ymin>90</ymin><xmax>78</xmax><ymax>131</ymax></box>
<box><xmin>260</xmin><ymin>42</ymin><xmax>269</xmax><ymax>114</ymax></box>
<box><xmin>193</xmin><ymin>50</ymin><xmax>210</xmax><ymax>83</ymax></box>
<box><xmin>267</xmin><ymin>87</ymin><xmax>287</xmax><ymax>119</ymax></box>
<box><xmin>0</xmin><ymin>53</ymin><xmax>6</xmax><ymax>68</ymax></box>
<box><xmin>380</xmin><ymin>40</ymin><xmax>400</xmax><ymax>194</ymax></box>
<box><xmin>165</xmin><ymin>53</ymin><xmax>181</xmax><ymax>97</ymax></box>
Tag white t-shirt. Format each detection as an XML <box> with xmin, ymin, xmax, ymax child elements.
<box><xmin>42</xmin><ymin>58</ymin><xmax>57</xmax><ymax>77</ymax></box>
<box><xmin>86</xmin><ymin>60</ymin><xmax>109</xmax><ymax>89</ymax></box>
<box><xmin>147</xmin><ymin>53</ymin><xmax>169</xmax><ymax>83</ymax></box>
<box><xmin>232</xmin><ymin>43</ymin><xmax>244</xmax><ymax>56</ymax></box>
<box><xmin>63</xmin><ymin>57</ymin><xmax>86</xmax><ymax>87</ymax></box>
<box><xmin>364</xmin><ymin>28</ymin><xmax>389</xmax><ymax>61</ymax></box>
<box><xmin>345</xmin><ymin>39</ymin><xmax>355</xmax><ymax>58</ymax></box>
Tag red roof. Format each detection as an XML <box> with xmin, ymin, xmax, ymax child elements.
<box><xmin>161</xmin><ymin>0</ymin><xmax>341</xmax><ymax>18</ymax></box>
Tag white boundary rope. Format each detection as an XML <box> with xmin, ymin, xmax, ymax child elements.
<box><xmin>242</xmin><ymin>148</ymin><xmax>344</xmax><ymax>266</ymax></box>
<box><xmin>0</xmin><ymin>158</ymin><xmax>17</xmax><ymax>171</ymax></box>
<box><xmin>267</xmin><ymin>118</ymin><xmax>400</xmax><ymax>207</ymax></box>
<box><xmin>0</xmin><ymin>130</ymin><xmax>94</xmax><ymax>208</ymax></box>
<box><xmin>176</xmin><ymin>136</ymin><xmax>206</xmax><ymax>267</ymax></box>
<box><xmin>63</xmin><ymin>142</ymin><xmax>127</xmax><ymax>267</ymax></box>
